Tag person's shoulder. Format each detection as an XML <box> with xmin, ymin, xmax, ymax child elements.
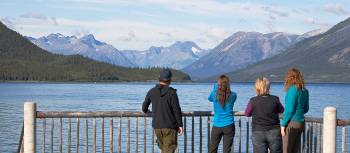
<box><xmin>269</xmin><ymin>94</ymin><xmax>279</xmax><ymax>100</ymax></box>
<box><xmin>231</xmin><ymin>91</ymin><xmax>237</xmax><ymax>96</ymax></box>
<box><xmin>148</xmin><ymin>85</ymin><xmax>159</xmax><ymax>93</ymax></box>
<box><xmin>249</xmin><ymin>95</ymin><xmax>259</xmax><ymax>101</ymax></box>
<box><xmin>287</xmin><ymin>85</ymin><xmax>298</xmax><ymax>93</ymax></box>
<box><xmin>248</xmin><ymin>96</ymin><xmax>259</xmax><ymax>104</ymax></box>
<box><xmin>303</xmin><ymin>88</ymin><xmax>309</xmax><ymax>93</ymax></box>
<box><xmin>169</xmin><ymin>86</ymin><xmax>177</xmax><ymax>92</ymax></box>
<box><xmin>168</xmin><ymin>86</ymin><xmax>177</xmax><ymax>94</ymax></box>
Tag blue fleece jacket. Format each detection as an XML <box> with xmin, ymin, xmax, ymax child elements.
<box><xmin>281</xmin><ymin>86</ymin><xmax>309</xmax><ymax>127</ymax></box>
<box><xmin>208</xmin><ymin>83</ymin><xmax>237</xmax><ymax>127</ymax></box>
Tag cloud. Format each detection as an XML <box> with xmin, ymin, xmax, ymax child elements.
<box><xmin>17</xmin><ymin>12</ymin><xmax>59</xmax><ymax>26</ymax></box>
<box><xmin>62</xmin><ymin>0</ymin><xmax>291</xmax><ymax>20</ymax></box>
<box><xmin>0</xmin><ymin>17</ymin><xmax>17</xmax><ymax>29</ymax></box>
<box><xmin>117</xmin><ymin>30</ymin><xmax>136</xmax><ymax>42</ymax></box>
<box><xmin>51</xmin><ymin>17</ymin><xmax>58</xmax><ymax>26</ymax></box>
<box><xmin>264</xmin><ymin>20</ymin><xmax>275</xmax><ymax>32</ymax></box>
<box><xmin>71</xmin><ymin>29</ymin><xmax>90</xmax><ymax>37</ymax></box>
<box><xmin>204</xmin><ymin>27</ymin><xmax>229</xmax><ymax>42</ymax></box>
<box><xmin>322</xmin><ymin>4</ymin><xmax>348</xmax><ymax>15</ymax></box>
<box><xmin>20</xmin><ymin>12</ymin><xmax>47</xmax><ymax>20</ymax></box>
<box><xmin>262</xmin><ymin>6</ymin><xmax>289</xmax><ymax>19</ymax></box>
<box><xmin>304</xmin><ymin>17</ymin><xmax>331</xmax><ymax>27</ymax></box>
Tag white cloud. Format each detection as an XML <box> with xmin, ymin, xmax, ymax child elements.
<box><xmin>71</xmin><ymin>29</ymin><xmax>90</xmax><ymax>37</ymax></box>
<box><xmin>20</xmin><ymin>12</ymin><xmax>47</xmax><ymax>20</ymax></box>
<box><xmin>2</xmin><ymin>1</ymin><xmax>346</xmax><ymax>50</ymax></box>
<box><xmin>0</xmin><ymin>17</ymin><xmax>17</xmax><ymax>29</ymax></box>
<box><xmin>61</xmin><ymin>0</ymin><xmax>290</xmax><ymax>19</ymax></box>
<box><xmin>204</xmin><ymin>27</ymin><xmax>229</xmax><ymax>42</ymax></box>
<box><xmin>40</xmin><ymin>18</ymin><xmax>227</xmax><ymax>50</ymax></box>
<box><xmin>304</xmin><ymin>17</ymin><xmax>331</xmax><ymax>27</ymax></box>
<box><xmin>322</xmin><ymin>4</ymin><xmax>348</xmax><ymax>15</ymax></box>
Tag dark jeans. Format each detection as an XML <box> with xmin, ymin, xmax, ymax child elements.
<box><xmin>208</xmin><ymin>124</ymin><xmax>235</xmax><ymax>153</ymax></box>
<box><xmin>253</xmin><ymin>128</ymin><xmax>282</xmax><ymax>153</ymax></box>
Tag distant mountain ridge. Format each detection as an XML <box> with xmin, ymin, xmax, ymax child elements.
<box><xmin>122</xmin><ymin>41</ymin><xmax>209</xmax><ymax>69</ymax></box>
<box><xmin>27</xmin><ymin>33</ymin><xmax>135</xmax><ymax>67</ymax></box>
<box><xmin>220</xmin><ymin>17</ymin><xmax>350</xmax><ymax>83</ymax></box>
<box><xmin>182</xmin><ymin>29</ymin><xmax>325</xmax><ymax>79</ymax></box>
<box><xmin>0</xmin><ymin>21</ymin><xmax>191</xmax><ymax>82</ymax></box>
<box><xmin>28</xmin><ymin>34</ymin><xmax>209</xmax><ymax>69</ymax></box>
<box><xmin>25</xmin><ymin>29</ymin><xmax>326</xmax><ymax>81</ymax></box>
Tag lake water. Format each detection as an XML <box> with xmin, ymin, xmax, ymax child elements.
<box><xmin>0</xmin><ymin>83</ymin><xmax>349</xmax><ymax>152</ymax></box>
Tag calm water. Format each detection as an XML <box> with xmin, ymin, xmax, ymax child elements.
<box><xmin>0</xmin><ymin>83</ymin><xmax>349</xmax><ymax>152</ymax></box>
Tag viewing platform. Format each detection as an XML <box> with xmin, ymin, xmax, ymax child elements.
<box><xmin>18</xmin><ymin>102</ymin><xmax>349</xmax><ymax>153</ymax></box>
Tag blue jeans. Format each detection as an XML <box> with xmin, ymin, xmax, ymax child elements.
<box><xmin>253</xmin><ymin>128</ymin><xmax>282</xmax><ymax>153</ymax></box>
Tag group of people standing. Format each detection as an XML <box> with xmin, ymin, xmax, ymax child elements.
<box><xmin>142</xmin><ymin>68</ymin><xmax>309</xmax><ymax>153</ymax></box>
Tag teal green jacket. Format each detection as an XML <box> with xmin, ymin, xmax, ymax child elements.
<box><xmin>281</xmin><ymin>86</ymin><xmax>309</xmax><ymax>127</ymax></box>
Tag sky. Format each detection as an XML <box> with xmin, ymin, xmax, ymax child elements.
<box><xmin>1</xmin><ymin>0</ymin><xmax>350</xmax><ymax>50</ymax></box>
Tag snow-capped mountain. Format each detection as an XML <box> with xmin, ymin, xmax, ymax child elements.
<box><xmin>183</xmin><ymin>31</ymin><xmax>308</xmax><ymax>79</ymax></box>
<box><xmin>296</xmin><ymin>28</ymin><xmax>327</xmax><ymax>42</ymax></box>
<box><xmin>27</xmin><ymin>33</ymin><xmax>135</xmax><ymax>67</ymax></box>
<box><xmin>122</xmin><ymin>41</ymin><xmax>208</xmax><ymax>69</ymax></box>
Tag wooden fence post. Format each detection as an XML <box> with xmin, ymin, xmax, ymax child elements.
<box><xmin>323</xmin><ymin>107</ymin><xmax>337</xmax><ymax>153</ymax></box>
<box><xmin>24</xmin><ymin>102</ymin><xmax>36</xmax><ymax>153</ymax></box>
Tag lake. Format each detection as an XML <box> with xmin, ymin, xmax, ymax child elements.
<box><xmin>0</xmin><ymin>82</ymin><xmax>349</xmax><ymax>152</ymax></box>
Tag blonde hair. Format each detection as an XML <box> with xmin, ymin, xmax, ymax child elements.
<box><xmin>255</xmin><ymin>77</ymin><xmax>270</xmax><ymax>96</ymax></box>
<box><xmin>284</xmin><ymin>68</ymin><xmax>305</xmax><ymax>91</ymax></box>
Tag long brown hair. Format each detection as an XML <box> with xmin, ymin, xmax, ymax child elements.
<box><xmin>284</xmin><ymin>68</ymin><xmax>305</xmax><ymax>91</ymax></box>
<box><xmin>216</xmin><ymin>75</ymin><xmax>231</xmax><ymax>107</ymax></box>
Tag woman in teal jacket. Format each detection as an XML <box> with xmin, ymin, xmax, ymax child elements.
<box><xmin>208</xmin><ymin>75</ymin><xmax>237</xmax><ymax>153</ymax></box>
<box><xmin>281</xmin><ymin>68</ymin><xmax>309</xmax><ymax>153</ymax></box>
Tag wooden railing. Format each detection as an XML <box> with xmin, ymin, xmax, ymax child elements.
<box><xmin>19</xmin><ymin>103</ymin><xmax>349</xmax><ymax>153</ymax></box>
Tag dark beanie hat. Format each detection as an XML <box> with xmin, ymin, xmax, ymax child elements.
<box><xmin>159</xmin><ymin>69</ymin><xmax>172</xmax><ymax>81</ymax></box>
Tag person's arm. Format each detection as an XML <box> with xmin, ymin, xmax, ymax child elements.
<box><xmin>208</xmin><ymin>84</ymin><xmax>218</xmax><ymax>102</ymax></box>
<box><xmin>231</xmin><ymin>92</ymin><xmax>237</xmax><ymax>106</ymax></box>
<box><xmin>276</xmin><ymin>97</ymin><xmax>285</xmax><ymax>114</ymax></box>
<box><xmin>304</xmin><ymin>90</ymin><xmax>309</xmax><ymax>114</ymax></box>
<box><xmin>171</xmin><ymin>92</ymin><xmax>183</xmax><ymax>127</ymax></box>
<box><xmin>245</xmin><ymin>100</ymin><xmax>253</xmax><ymax>117</ymax></box>
<box><xmin>142</xmin><ymin>90</ymin><xmax>151</xmax><ymax>113</ymax></box>
<box><xmin>281</xmin><ymin>87</ymin><xmax>298</xmax><ymax>127</ymax></box>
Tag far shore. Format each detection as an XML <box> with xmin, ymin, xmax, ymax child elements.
<box><xmin>1</xmin><ymin>80</ymin><xmax>350</xmax><ymax>85</ymax></box>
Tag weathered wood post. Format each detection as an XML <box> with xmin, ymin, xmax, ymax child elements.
<box><xmin>322</xmin><ymin>107</ymin><xmax>337</xmax><ymax>153</ymax></box>
<box><xmin>24</xmin><ymin>102</ymin><xmax>36</xmax><ymax>153</ymax></box>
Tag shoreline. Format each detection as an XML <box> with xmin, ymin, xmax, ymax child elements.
<box><xmin>1</xmin><ymin>80</ymin><xmax>350</xmax><ymax>85</ymax></box>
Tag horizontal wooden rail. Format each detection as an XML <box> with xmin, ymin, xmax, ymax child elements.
<box><xmin>36</xmin><ymin>111</ymin><xmax>350</xmax><ymax>126</ymax></box>
<box><xmin>36</xmin><ymin>111</ymin><xmax>244</xmax><ymax>118</ymax></box>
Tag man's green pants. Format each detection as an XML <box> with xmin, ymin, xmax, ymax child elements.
<box><xmin>155</xmin><ymin>128</ymin><xmax>178</xmax><ymax>153</ymax></box>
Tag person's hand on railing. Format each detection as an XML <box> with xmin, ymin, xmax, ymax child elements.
<box><xmin>281</xmin><ymin>126</ymin><xmax>286</xmax><ymax>137</ymax></box>
<box><xmin>142</xmin><ymin>109</ymin><xmax>151</xmax><ymax>114</ymax></box>
<box><xmin>178</xmin><ymin>127</ymin><xmax>184</xmax><ymax>136</ymax></box>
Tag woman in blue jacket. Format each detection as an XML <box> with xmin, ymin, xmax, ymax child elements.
<box><xmin>281</xmin><ymin>68</ymin><xmax>309</xmax><ymax>153</ymax></box>
<box><xmin>208</xmin><ymin>75</ymin><xmax>237</xmax><ymax>153</ymax></box>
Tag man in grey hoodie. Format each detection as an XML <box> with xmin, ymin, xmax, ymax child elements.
<box><xmin>142</xmin><ymin>69</ymin><xmax>183</xmax><ymax>153</ymax></box>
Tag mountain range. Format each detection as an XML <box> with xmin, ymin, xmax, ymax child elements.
<box><xmin>122</xmin><ymin>41</ymin><xmax>208</xmax><ymax>69</ymax></box>
<box><xmin>220</xmin><ymin>17</ymin><xmax>350</xmax><ymax>83</ymax></box>
<box><xmin>27</xmin><ymin>34</ymin><xmax>209</xmax><ymax>69</ymax></box>
<box><xmin>25</xmin><ymin>25</ymin><xmax>328</xmax><ymax>81</ymax></box>
<box><xmin>0</xmin><ymin>21</ymin><xmax>190</xmax><ymax>82</ymax></box>
<box><xmin>26</xmin><ymin>34</ymin><xmax>135</xmax><ymax>67</ymax></box>
<box><xmin>183</xmin><ymin>30</ymin><xmax>325</xmax><ymax>79</ymax></box>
